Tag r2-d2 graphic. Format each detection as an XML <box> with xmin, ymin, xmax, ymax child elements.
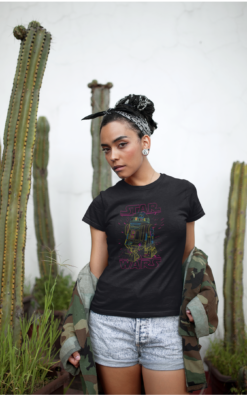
<box><xmin>124</xmin><ymin>211</ymin><xmax>157</xmax><ymax>262</ymax></box>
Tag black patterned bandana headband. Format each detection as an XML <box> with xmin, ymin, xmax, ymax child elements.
<box><xmin>81</xmin><ymin>95</ymin><xmax>152</xmax><ymax>137</ymax></box>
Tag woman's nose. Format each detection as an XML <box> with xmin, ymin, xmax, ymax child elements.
<box><xmin>110</xmin><ymin>147</ymin><xmax>120</xmax><ymax>161</ymax></box>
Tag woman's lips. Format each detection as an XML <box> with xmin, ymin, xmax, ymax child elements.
<box><xmin>114</xmin><ymin>166</ymin><xmax>125</xmax><ymax>172</ymax></box>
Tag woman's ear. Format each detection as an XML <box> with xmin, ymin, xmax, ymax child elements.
<box><xmin>142</xmin><ymin>135</ymin><xmax>151</xmax><ymax>150</ymax></box>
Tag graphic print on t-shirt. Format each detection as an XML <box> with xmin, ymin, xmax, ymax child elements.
<box><xmin>119</xmin><ymin>202</ymin><xmax>162</xmax><ymax>270</ymax></box>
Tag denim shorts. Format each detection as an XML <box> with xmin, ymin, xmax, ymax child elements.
<box><xmin>88</xmin><ymin>310</ymin><xmax>184</xmax><ymax>370</ymax></box>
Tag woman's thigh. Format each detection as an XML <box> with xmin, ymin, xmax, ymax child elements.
<box><xmin>142</xmin><ymin>366</ymin><xmax>190</xmax><ymax>395</ymax></box>
<box><xmin>96</xmin><ymin>362</ymin><xmax>142</xmax><ymax>395</ymax></box>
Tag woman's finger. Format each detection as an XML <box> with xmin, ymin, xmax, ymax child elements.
<box><xmin>186</xmin><ymin>310</ymin><xmax>194</xmax><ymax>322</ymax></box>
<box><xmin>73</xmin><ymin>351</ymin><xmax>81</xmax><ymax>360</ymax></box>
<box><xmin>68</xmin><ymin>355</ymin><xmax>80</xmax><ymax>367</ymax></box>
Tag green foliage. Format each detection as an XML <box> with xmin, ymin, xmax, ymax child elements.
<box><xmin>33</xmin><ymin>269</ymin><xmax>75</xmax><ymax>311</ymax></box>
<box><xmin>205</xmin><ymin>328</ymin><xmax>247</xmax><ymax>393</ymax></box>
<box><xmin>230</xmin><ymin>386</ymin><xmax>247</xmax><ymax>394</ymax></box>
<box><xmin>0</xmin><ymin>267</ymin><xmax>61</xmax><ymax>394</ymax></box>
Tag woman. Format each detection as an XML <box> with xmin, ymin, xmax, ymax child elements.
<box><xmin>68</xmin><ymin>94</ymin><xmax>205</xmax><ymax>394</ymax></box>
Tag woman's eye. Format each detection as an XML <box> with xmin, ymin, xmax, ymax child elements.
<box><xmin>102</xmin><ymin>143</ymin><xmax>127</xmax><ymax>153</ymax></box>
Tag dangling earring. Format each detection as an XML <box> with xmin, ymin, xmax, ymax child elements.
<box><xmin>142</xmin><ymin>148</ymin><xmax>150</xmax><ymax>156</ymax></box>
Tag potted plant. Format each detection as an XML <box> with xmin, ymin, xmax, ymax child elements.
<box><xmin>204</xmin><ymin>162</ymin><xmax>247</xmax><ymax>394</ymax></box>
<box><xmin>0</xmin><ymin>269</ymin><xmax>72</xmax><ymax>394</ymax></box>
<box><xmin>205</xmin><ymin>333</ymin><xmax>247</xmax><ymax>394</ymax></box>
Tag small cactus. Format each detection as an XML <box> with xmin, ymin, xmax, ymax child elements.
<box><xmin>33</xmin><ymin>116</ymin><xmax>57</xmax><ymax>278</ymax></box>
<box><xmin>87</xmin><ymin>80</ymin><xmax>113</xmax><ymax>199</ymax></box>
<box><xmin>238</xmin><ymin>366</ymin><xmax>247</xmax><ymax>392</ymax></box>
<box><xmin>0</xmin><ymin>21</ymin><xmax>52</xmax><ymax>347</ymax></box>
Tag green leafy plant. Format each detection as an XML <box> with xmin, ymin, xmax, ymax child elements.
<box><xmin>33</xmin><ymin>268</ymin><xmax>75</xmax><ymax>311</ymax></box>
<box><xmin>205</xmin><ymin>326</ymin><xmax>247</xmax><ymax>394</ymax></box>
<box><xmin>230</xmin><ymin>386</ymin><xmax>247</xmax><ymax>394</ymax></box>
<box><xmin>0</xmin><ymin>264</ymin><xmax>61</xmax><ymax>394</ymax></box>
<box><xmin>205</xmin><ymin>336</ymin><xmax>247</xmax><ymax>378</ymax></box>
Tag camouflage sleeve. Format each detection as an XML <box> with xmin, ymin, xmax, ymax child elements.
<box><xmin>60</xmin><ymin>281</ymin><xmax>81</xmax><ymax>375</ymax></box>
<box><xmin>186</xmin><ymin>262</ymin><xmax>219</xmax><ymax>338</ymax></box>
<box><xmin>59</xmin><ymin>275</ymin><xmax>98</xmax><ymax>394</ymax></box>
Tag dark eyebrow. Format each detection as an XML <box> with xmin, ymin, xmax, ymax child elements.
<box><xmin>101</xmin><ymin>136</ymin><xmax>128</xmax><ymax>147</ymax></box>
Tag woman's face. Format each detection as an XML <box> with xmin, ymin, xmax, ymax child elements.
<box><xmin>100</xmin><ymin>121</ymin><xmax>149</xmax><ymax>179</ymax></box>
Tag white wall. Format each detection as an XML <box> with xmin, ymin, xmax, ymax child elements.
<box><xmin>1</xmin><ymin>1</ymin><xmax>247</xmax><ymax>370</ymax></box>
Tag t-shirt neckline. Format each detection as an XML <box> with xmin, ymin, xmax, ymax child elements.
<box><xmin>120</xmin><ymin>173</ymin><xmax>164</xmax><ymax>190</ymax></box>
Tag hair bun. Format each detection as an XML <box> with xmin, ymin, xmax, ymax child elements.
<box><xmin>114</xmin><ymin>94</ymin><xmax>158</xmax><ymax>133</ymax></box>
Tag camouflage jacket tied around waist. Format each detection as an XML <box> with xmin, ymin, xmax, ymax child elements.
<box><xmin>60</xmin><ymin>246</ymin><xmax>219</xmax><ymax>394</ymax></box>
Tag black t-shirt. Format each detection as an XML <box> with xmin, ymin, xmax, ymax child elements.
<box><xmin>82</xmin><ymin>173</ymin><xmax>205</xmax><ymax>318</ymax></box>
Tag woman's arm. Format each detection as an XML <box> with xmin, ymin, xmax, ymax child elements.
<box><xmin>66</xmin><ymin>226</ymin><xmax>108</xmax><ymax>368</ymax></box>
<box><xmin>183</xmin><ymin>221</ymin><xmax>195</xmax><ymax>323</ymax></box>
<box><xmin>89</xmin><ymin>225</ymin><xmax>109</xmax><ymax>279</ymax></box>
<box><xmin>182</xmin><ymin>221</ymin><xmax>195</xmax><ymax>264</ymax></box>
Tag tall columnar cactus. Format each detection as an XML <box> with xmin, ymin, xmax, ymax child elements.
<box><xmin>33</xmin><ymin>116</ymin><xmax>57</xmax><ymax>278</ymax></box>
<box><xmin>0</xmin><ymin>21</ymin><xmax>51</xmax><ymax>347</ymax></box>
<box><xmin>0</xmin><ymin>142</ymin><xmax>2</xmax><ymax>181</ymax></box>
<box><xmin>223</xmin><ymin>161</ymin><xmax>247</xmax><ymax>353</ymax></box>
<box><xmin>87</xmin><ymin>80</ymin><xmax>113</xmax><ymax>199</ymax></box>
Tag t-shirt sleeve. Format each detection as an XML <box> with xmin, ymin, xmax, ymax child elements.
<box><xmin>82</xmin><ymin>192</ymin><xmax>106</xmax><ymax>231</ymax></box>
<box><xmin>186</xmin><ymin>181</ymin><xmax>205</xmax><ymax>222</ymax></box>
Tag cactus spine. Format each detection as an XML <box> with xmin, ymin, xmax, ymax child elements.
<box><xmin>0</xmin><ymin>21</ymin><xmax>51</xmax><ymax>347</ymax></box>
<box><xmin>87</xmin><ymin>80</ymin><xmax>113</xmax><ymax>199</ymax></box>
<box><xmin>33</xmin><ymin>116</ymin><xmax>57</xmax><ymax>278</ymax></box>
<box><xmin>223</xmin><ymin>161</ymin><xmax>247</xmax><ymax>353</ymax></box>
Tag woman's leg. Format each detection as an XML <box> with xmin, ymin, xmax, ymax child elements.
<box><xmin>88</xmin><ymin>310</ymin><xmax>142</xmax><ymax>393</ymax></box>
<box><xmin>142</xmin><ymin>366</ymin><xmax>190</xmax><ymax>394</ymax></box>
<box><xmin>96</xmin><ymin>362</ymin><xmax>142</xmax><ymax>394</ymax></box>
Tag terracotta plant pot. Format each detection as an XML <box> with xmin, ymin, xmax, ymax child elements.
<box><xmin>33</xmin><ymin>362</ymin><xmax>70</xmax><ymax>394</ymax></box>
<box><xmin>204</xmin><ymin>357</ymin><xmax>238</xmax><ymax>394</ymax></box>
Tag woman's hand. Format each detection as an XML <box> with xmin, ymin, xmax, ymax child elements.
<box><xmin>68</xmin><ymin>351</ymin><xmax>81</xmax><ymax>368</ymax></box>
<box><xmin>186</xmin><ymin>309</ymin><xmax>194</xmax><ymax>322</ymax></box>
